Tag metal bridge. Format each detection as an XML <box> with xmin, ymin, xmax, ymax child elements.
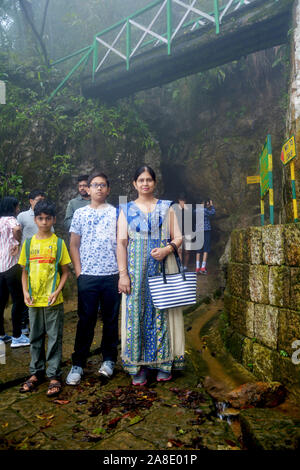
<box><xmin>49</xmin><ymin>0</ymin><xmax>293</xmax><ymax>102</ymax></box>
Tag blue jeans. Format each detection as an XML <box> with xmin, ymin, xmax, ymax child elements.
<box><xmin>72</xmin><ymin>274</ymin><xmax>121</xmax><ymax>368</ymax></box>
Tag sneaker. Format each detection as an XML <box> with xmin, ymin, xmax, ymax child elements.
<box><xmin>200</xmin><ymin>267</ymin><xmax>208</xmax><ymax>275</ymax></box>
<box><xmin>132</xmin><ymin>368</ymin><xmax>147</xmax><ymax>386</ymax></box>
<box><xmin>0</xmin><ymin>334</ymin><xmax>12</xmax><ymax>343</ymax></box>
<box><xmin>21</xmin><ymin>328</ymin><xmax>30</xmax><ymax>336</ymax></box>
<box><xmin>157</xmin><ymin>370</ymin><xmax>172</xmax><ymax>382</ymax></box>
<box><xmin>66</xmin><ymin>365</ymin><xmax>83</xmax><ymax>385</ymax></box>
<box><xmin>98</xmin><ymin>360</ymin><xmax>115</xmax><ymax>378</ymax></box>
<box><xmin>196</xmin><ymin>268</ymin><xmax>201</xmax><ymax>274</ymax></box>
<box><xmin>11</xmin><ymin>334</ymin><xmax>30</xmax><ymax>348</ymax></box>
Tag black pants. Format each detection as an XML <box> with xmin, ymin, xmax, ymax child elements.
<box><xmin>72</xmin><ymin>274</ymin><xmax>121</xmax><ymax>368</ymax></box>
<box><xmin>0</xmin><ymin>264</ymin><xmax>24</xmax><ymax>338</ymax></box>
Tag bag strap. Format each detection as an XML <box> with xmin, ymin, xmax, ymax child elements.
<box><xmin>158</xmin><ymin>203</ymin><xmax>185</xmax><ymax>283</ymax></box>
<box><xmin>161</xmin><ymin>243</ymin><xmax>186</xmax><ymax>284</ymax></box>
<box><xmin>25</xmin><ymin>237</ymin><xmax>33</xmax><ymax>299</ymax></box>
<box><xmin>51</xmin><ymin>237</ymin><xmax>62</xmax><ymax>294</ymax></box>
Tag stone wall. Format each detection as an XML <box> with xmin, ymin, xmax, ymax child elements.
<box><xmin>223</xmin><ymin>224</ymin><xmax>300</xmax><ymax>391</ymax></box>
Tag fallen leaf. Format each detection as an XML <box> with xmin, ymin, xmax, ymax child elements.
<box><xmin>54</xmin><ymin>399</ymin><xmax>70</xmax><ymax>405</ymax></box>
<box><xmin>92</xmin><ymin>427</ymin><xmax>106</xmax><ymax>435</ymax></box>
<box><xmin>1</xmin><ymin>422</ymin><xmax>9</xmax><ymax>428</ymax></box>
<box><xmin>36</xmin><ymin>414</ymin><xmax>54</xmax><ymax>420</ymax></box>
<box><xmin>40</xmin><ymin>420</ymin><xmax>53</xmax><ymax>429</ymax></box>
<box><xmin>168</xmin><ymin>439</ymin><xmax>183</xmax><ymax>448</ymax></box>
<box><xmin>129</xmin><ymin>415</ymin><xmax>142</xmax><ymax>425</ymax></box>
<box><xmin>107</xmin><ymin>416</ymin><xmax>121</xmax><ymax>429</ymax></box>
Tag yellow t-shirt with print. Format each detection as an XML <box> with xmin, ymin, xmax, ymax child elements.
<box><xmin>19</xmin><ymin>234</ymin><xmax>71</xmax><ymax>307</ymax></box>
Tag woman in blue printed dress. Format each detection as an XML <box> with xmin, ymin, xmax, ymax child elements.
<box><xmin>117</xmin><ymin>165</ymin><xmax>184</xmax><ymax>386</ymax></box>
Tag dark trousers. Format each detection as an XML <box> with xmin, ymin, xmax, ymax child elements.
<box><xmin>0</xmin><ymin>264</ymin><xmax>24</xmax><ymax>338</ymax></box>
<box><xmin>72</xmin><ymin>274</ymin><xmax>121</xmax><ymax>368</ymax></box>
<box><xmin>29</xmin><ymin>304</ymin><xmax>64</xmax><ymax>379</ymax></box>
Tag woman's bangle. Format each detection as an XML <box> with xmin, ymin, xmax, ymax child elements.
<box><xmin>166</xmin><ymin>244</ymin><xmax>173</xmax><ymax>253</ymax></box>
<box><xmin>119</xmin><ymin>267</ymin><xmax>127</xmax><ymax>274</ymax></box>
<box><xmin>168</xmin><ymin>242</ymin><xmax>178</xmax><ymax>253</ymax></box>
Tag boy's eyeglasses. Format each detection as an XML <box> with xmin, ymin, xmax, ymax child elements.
<box><xmin>89</xmin><ymin>183</ymin><xmax>107</xmax><ymax>189</ymax></box>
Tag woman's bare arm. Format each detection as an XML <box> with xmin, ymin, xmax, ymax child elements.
<box><xmin>117</xmin><ymin>210</ymin><xmax>131</xmax><ymax>294</ymax></box>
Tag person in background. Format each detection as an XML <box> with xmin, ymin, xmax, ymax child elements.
<box><xmin>0</xmin><ymin>197</ymin><xmax>30</xmax><ymax>348</ymax></box>
<box><xmin>196</xmin><ymin>199</ymin><xmax>215</xmax><ymax>275</ymax></box>
<box><xmin>64</xmin><ymin>175</ymin><xmax>90</xmax><ymax>231</ymax></box>
<box><xmin>17</xmin><ymin>189</ymin><xmax>50</xmax><ymax>335</ymax></box>
<box><xmin>18</xmin><ymin>199</ymin><xmax>71</xmax><ymax>397</ymax></box>
<box><xmin>17</xmin><ymin>190</ymin><xmax>48</xmax><ymax>245</ymax></box>
<box><xmin>177</xmin><ymin>193</ymin><xmax>193</xmax><ymax>271</ymax></box>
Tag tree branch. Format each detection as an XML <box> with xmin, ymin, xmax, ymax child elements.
<box><xmin>19</xmin><ymin>0</ymin><xmax>49</xmax><ymax>66</ymax></box>
<box><xmin>40</xmin><ymin>0</ymin><xmax>50</xmax><ymax>38</ymax></box>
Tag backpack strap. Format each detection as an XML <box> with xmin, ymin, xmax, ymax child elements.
<box><xmin>25</xmin><ymin>238</ymin><xmax>32</xmax><ymax>299</ymax></box>
<box><xmin>51</xmin><ymin>237</ymin><xmax>63</xmax><ymax>294</ymax></box>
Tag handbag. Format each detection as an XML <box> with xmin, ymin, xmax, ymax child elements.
<box><xmin>148</xmin><ymin>244</ymin><xmax>197</xmax><ymax>310</ymax></box>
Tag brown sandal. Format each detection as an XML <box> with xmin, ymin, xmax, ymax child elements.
<box><xmin>46</xmin><ymin>380</ymin><xmax>62</xmax><ymax>398</ymax></box>
<box><xmin>19</xmin><ymin>376</ymin><xmax>40</xmax><ymax>393</ymax></box>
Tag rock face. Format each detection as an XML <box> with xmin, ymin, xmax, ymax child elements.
<box><xmin>134</xmin><ymin>47</ymin><xmax>289</xmax><ymax>262</ymax></box>
<box><xmin>226</xmin><ymin>382</ymin><xmax>287</xmax><ymax>409</ymax></box>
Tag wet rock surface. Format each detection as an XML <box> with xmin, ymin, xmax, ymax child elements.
<box><xmin>239</xmin><ymin>408</ymin><xmax>300</xmax><ymax>450</ymax></box>
<box><xmin>0</xmin><ymin>304</ymin><xmax>240</xmax><ymax>451</ymax></box>
<box><xmin>0</xmin><ymin>299</ymin><xmax>299</xmax><ymax>451</ymax></box>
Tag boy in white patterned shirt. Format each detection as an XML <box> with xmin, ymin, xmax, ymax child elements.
<box><xmin>66</xmin><ymin>171</ymin><xmax>121</xmax><ymax>385</ymax></box>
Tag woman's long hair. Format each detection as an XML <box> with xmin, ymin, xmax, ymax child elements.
<box><xmin>0</xmin><ymin>197</ymin><xmax>19</xmax><ymax>218</ymax></box>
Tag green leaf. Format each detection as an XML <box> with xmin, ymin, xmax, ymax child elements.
<box><xmin>129</xmin><ymin>415</ymin><xmax>142</xmax><ymax>425</ymax></box>
<box><xmin>92</xmin><ymin>427</ymin><xmax>106</xmax><ymax>435</ymax></box>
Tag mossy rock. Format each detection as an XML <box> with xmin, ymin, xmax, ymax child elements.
<box><xmin>284</xmin><ymin>223</ymin><xmax>300</xmax><ymax>266</ymax></box>
<box><xmin>240</xmin><ymin>408</ymin><xmax>300</xmax><ymax>450</ymax></box>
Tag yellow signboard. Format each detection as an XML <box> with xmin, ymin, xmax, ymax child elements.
<box><xmin>247</xmin><ymin>175</ymin><xmax>260</xmax><ymax>184</ymax></box>
<box><xmin>281</xmin><ymin>136</ymin><xmax>296</xmax><ymax>165</ymax></box>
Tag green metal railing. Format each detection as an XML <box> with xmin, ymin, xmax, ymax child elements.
<box><xmin>48</xmin><ymin>0</ymin><xmax>267</xmax><ymax>102</ymax></box>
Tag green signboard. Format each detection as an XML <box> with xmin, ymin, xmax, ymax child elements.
<box><xmin>259</xmin><ymin>134</ymin><xmax>274</xmax><ymax>225</ymax></box>
<box><xmin>259</xmin><ymin>136</ymin><xmax>271</xmax><ymax>197</ymax></box>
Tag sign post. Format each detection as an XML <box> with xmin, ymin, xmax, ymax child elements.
<box><xmin>259</xmin><ymin>134</ymin><xmax>274</xmax><ymax>225</ymax></box>
<box><xmin>281</xmin><ymin>135</ymin><xmax>298</xmax><ymax>222</ymax></box>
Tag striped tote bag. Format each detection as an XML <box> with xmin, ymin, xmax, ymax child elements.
<box><xmin>148</xmin><ymin>248</ymin><xmax>197</xmax><ymax>310</ymax></box>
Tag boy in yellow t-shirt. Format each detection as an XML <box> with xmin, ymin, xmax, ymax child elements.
<box><xmin>18</xmin><ymin>200</ymin><xmax>71</xmax><ymax>397</ymax></box>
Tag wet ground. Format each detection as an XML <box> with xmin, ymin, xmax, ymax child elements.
<box><xmin>1</xmin><ymin>267</ymin><xmax>299</xmax><ymax>451</ymax></box>
<box><xmin>0</xmin><ymin>287</ymin><xmax>244</xmax><ymax>452</ymax></box>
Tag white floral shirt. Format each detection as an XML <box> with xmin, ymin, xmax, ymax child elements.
<box><xmin>70</xmin><ymin>204</ymin><xmax>118</xmax><ymax>276</ymax></box>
